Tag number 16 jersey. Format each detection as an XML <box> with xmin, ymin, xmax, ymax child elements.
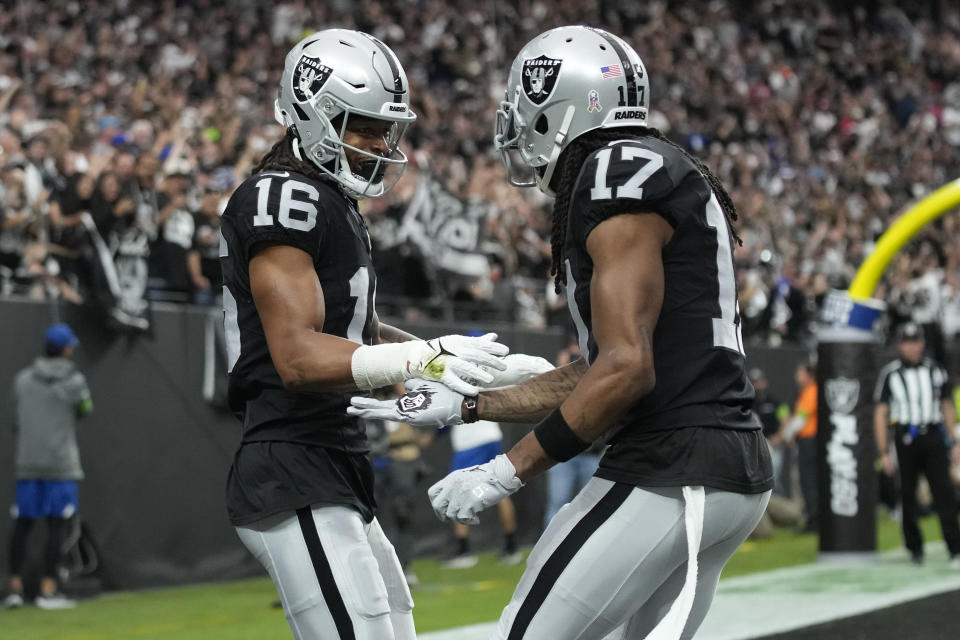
<box><xmin>220</xmin><ymin>170</ymin><xmax>376</xmax><ymax>454</ymax></box>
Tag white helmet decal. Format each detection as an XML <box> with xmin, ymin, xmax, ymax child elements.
<box><xmin>522</xmin><ymin>55</ymin><xmax>562</xmax><ymax>104</ymax></box>
<box><xmin>292</xmin><ymin>57</ymin><xmax>333</xmax><ymax>102</ymax></box>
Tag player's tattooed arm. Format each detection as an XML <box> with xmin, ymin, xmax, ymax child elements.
<box><xmin>372</xmin><ymin>312</ymin><xmax>419</xmax><ymax>344</ymax></box>
<box><xmin>473</xmin><ymin>359</ymin><xmax>588</xmax><ymax>423</ymax></box>
<box><xmin>506</xmin><ymin>211</ymin><xmax>673</xmax><ymax>481</ymax></box>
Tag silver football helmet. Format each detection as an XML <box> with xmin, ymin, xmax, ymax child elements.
<box><xmin>275</xmin><ymin>29</ymin><xmax>417</xmax><ymax>199</ymax></box>
<box><xmin>494</xmin><ymin>26</ymin><xmax>650</xmax><ymax>196</ymax></box>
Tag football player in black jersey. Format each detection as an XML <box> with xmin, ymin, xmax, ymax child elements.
<box><xmin>220</xmin><ymin>30</ymin><xmax>514</xmax><ymax>640</ymax></box>
<box><xmin>350</xmin><ymin>26</ymin><xmax>774</xmax><ymax>639</ymax></box>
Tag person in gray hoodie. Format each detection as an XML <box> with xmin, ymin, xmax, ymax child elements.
<box><xmin>3</xmin><ymin>323</ymin><xmax>92</xmax><ymax>610</ymax></box>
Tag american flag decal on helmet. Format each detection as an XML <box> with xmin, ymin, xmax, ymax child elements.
<box><xmin>600</xmin><ymin>64</ymin><xmax>622</xmax><ymax>78</ymax></box>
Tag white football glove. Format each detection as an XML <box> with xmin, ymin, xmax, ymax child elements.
<box><xmin>348</xmin><ymin>352</ymin><xmax>555</xmax><ymax>426</ymax></box>
<box><xmin>348</xmin><ymin>379</ymin><xmax>464</xmax><ymax>428</ymax></box>
<box><xmin>351</xmin><ymin>333</ymin><xmax>508</xmax><ymax>396</ymax></box>
<box><xmin>485</xmin><ymin>353</ymin><xmax>555</xmax><ymax>388</ymax></box>
<box><xmin>427</xmin><ymin>454</ymin><xmax>524</xmax><ymax>525</ymax></box>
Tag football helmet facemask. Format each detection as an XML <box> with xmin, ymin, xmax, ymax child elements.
<box><xmin>494</xmin><ymin>26</ymin><xmax>650</xmax><ymax>197</ymax></box>
<box><xmin>275</xmin><ymin>29</ymin><xmax>417</xmax><ymax>199</ymax></box>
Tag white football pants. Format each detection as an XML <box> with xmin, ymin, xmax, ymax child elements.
<box><xmin>237</xmin><ymin>505</ymin><xmax>415</xmax><ymax>640</ymax></box>
<box><xmin>493</xmin><ymin>478</ymin><xmax>770</xmax><ymax>640</ymax></box>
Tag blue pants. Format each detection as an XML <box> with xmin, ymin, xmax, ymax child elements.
<box><xmin>449</xmin><ymin>441</ymin><xmax>502</xmax><ymax>472</ymax></box>
<box><xmin>543</xmin><ymin>452</ymin><xmax>601</xmax><ymax>529</ymax></box>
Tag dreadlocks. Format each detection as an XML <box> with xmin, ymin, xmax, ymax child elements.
<box><xmin>548</xmin><ymin>126</ymin><xmax>741</xmax><ymax>293</ymax></box>
<box><xmin>251</xmin><ymin>129</ymin><xmax>326</xmax><ymax>181</ymax></box>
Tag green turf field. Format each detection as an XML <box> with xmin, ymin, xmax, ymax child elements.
<box><xmin>0</xmin><ymin>514</ymin><xmax>944</xmax><ymax>639</ymax></box>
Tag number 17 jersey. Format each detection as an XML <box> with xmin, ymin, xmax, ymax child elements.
<box><xmin>220</xmin><ymin>170</ymin><xmax>375</xmax><ymax>454</ymax></box>
<box><xmin>565</xmin><ymin>137</ymin><xmax>757</xmax><ymax>437</ymax></box>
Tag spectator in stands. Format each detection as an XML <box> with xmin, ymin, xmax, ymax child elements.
<box><xmin>20</xmin><ymin>238</ymin><xmax>83</xmax><ymax>304</ymax></box>
<box><xmin>21</xmin><ymin>134</ymin><xmax>52</xmax><ymax>206</ymax></box>
<box><xmin>772</xmin><ymin>359</ymin><xmax>819</xmax><ymax>533</ymax></box>
<box><xmin>111</xmin><ymin>149</ymin><xmax>137</xmax><ymax>197</ymax></box>
<box><xmin>1</xmin><ymin>0</ymin><xmax>960</xmax><ymax>344</ymax></box>
<box><xmin>765</xmin><ymin>261</ymin><xmax>812</xmax><ymax>346</ymax></box>
<box><xmin>47</xmin><ymin>151</ymin><xmax>97</xmax><ymax>289</ymax></box>
<box><xmin>875</xmin><ymin>322</ymin><xmax>960</xmax><ymax>567</ymax></box>
<box><xmin>149</xmin><ymin>161</ymin><xmax>195</xmax><ymax>300</ymax></box>
<box><xmin>0</xmin><ymin>164</ymin><xmax>32</xmax><ymax>273</ymax></box>
<box><xmin>187</xmin><ymin>187</ymin><xmax>223</xmax><ymax>305</ymax></box>
<box><xmin>907</xmin><ymin>250</ymin><xmax>947</xmax><ymax>365</ymax></box>
<box><xmin>3</xmin><ymin>323</ymin><xmax>93</xmax><ymax>610</ymax></box>
<box><xmin>90</xmin><ymin>172</ymin><xmax>136</xmax><ymax>240</ymax></box>
<box><xmin>130</xmin><ymin>153</ymin><xmax>161</xmax><ymax>242</ymax></box>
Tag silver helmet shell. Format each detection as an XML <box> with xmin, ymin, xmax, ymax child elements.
<box><xmin>494</xmin><ymin>26</ymin><xmax>650</xmax><ymax>196</ymax></box>
<box><xmin>275</xmin><ymin>29</ymin><xmax>417</xmax><ymax>199</ymax></box>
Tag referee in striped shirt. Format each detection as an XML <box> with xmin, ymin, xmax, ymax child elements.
<box><xmin>874</xmin><ymin>322</ymin><xmax>960</xmax><ymax>566</ymax></box>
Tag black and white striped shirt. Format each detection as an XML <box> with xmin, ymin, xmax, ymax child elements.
<box><xmin>874</xmin><ymin>357</ymin><xmax>952</xmax><ymax>427</ymax></box>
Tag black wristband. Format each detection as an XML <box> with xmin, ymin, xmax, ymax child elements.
<box><xmin>462</xmin><ymin>396</ymin><xmax>479</xmax><ymax>423</ymax></box>
<box><xmin>534</xmin><ymin>408</ymin><xmax>591</xmax><ymax>462</ymax></box>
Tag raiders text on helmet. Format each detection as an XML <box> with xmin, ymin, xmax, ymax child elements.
<box><xmin>494</xmin><ymin>26</ymin><xmax>651</xmax><ymax>196</ymax></box>
<box><xmin>275</xmin><ymin>29</ymin><xmax>417</xmax><ymax>199</ymax></box>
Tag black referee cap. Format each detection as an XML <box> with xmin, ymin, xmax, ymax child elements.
<box><xmin>896</xmin><ymin>322</ymin><xmax>924</xmax><ymax>342</ymax></box>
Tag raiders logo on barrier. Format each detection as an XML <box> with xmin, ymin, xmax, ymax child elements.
<box><xmin>825</xmin><ymin>377</ymin><xmax>859</xmax><ymax>414</ymax></box>
<box><xmin>825</xmin><ymin>376</ymin><xmax>861</xmax><ymax>517</ymax></box>
<box><xmin>522</xmin><ymin>55</ymin><xmax>562</xmax><ymax>105</ymax></box>
<box><xmin>293</xmin><ymin>56</ymin><xmax>333</xmax><ymax>102</ymax></box>
<box><xmin>817</xmin><ymin>337</ymin><xmax>879</xmax><ymax>554</ymax></box>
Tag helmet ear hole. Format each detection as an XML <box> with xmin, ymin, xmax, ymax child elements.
<box><xmin>534</xmin><ymin>114</ymin><xmax>549</xmax><ymax>135</ymax></box>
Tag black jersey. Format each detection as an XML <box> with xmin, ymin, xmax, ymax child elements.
<box><xmin>565</xmin><ymin>136</ymin><xmax>771</xmax><ymax>492</ymax></box>
<box><xmin>220</xmin><ymin>170</ymin><xmax>377</xmax><ymax>525</ymax></box>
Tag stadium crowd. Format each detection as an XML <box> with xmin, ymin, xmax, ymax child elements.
<box><xmin>1</xmin><ymin>0</ymin><xmax>960</xmax><ymax>350</ymax></box>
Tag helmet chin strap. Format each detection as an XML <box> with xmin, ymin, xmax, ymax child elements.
<box><xmin>291</xmin><ymin>137</ymin><xmax>304</xmax><ymax>161</ymax></box>
<box><xmin>536</xmin><ymin>105</ymin><xmax>577</xmax><ymax>197</ymax></box>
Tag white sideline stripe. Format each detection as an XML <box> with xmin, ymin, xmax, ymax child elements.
<box><xmin>696</xmin><ymin>547</ymin><xmax>960</xmax><ymax>640</ymax></box>
<box><xmin>419</xmin><ymin>544</ymin><xmax>960</xmax><ymax>640</ymax></box>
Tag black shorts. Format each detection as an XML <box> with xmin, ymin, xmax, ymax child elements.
<box><xmin>226</xmin><ymin>441</ymin><xmax>376</xmax><ymax>526</ymax></box>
